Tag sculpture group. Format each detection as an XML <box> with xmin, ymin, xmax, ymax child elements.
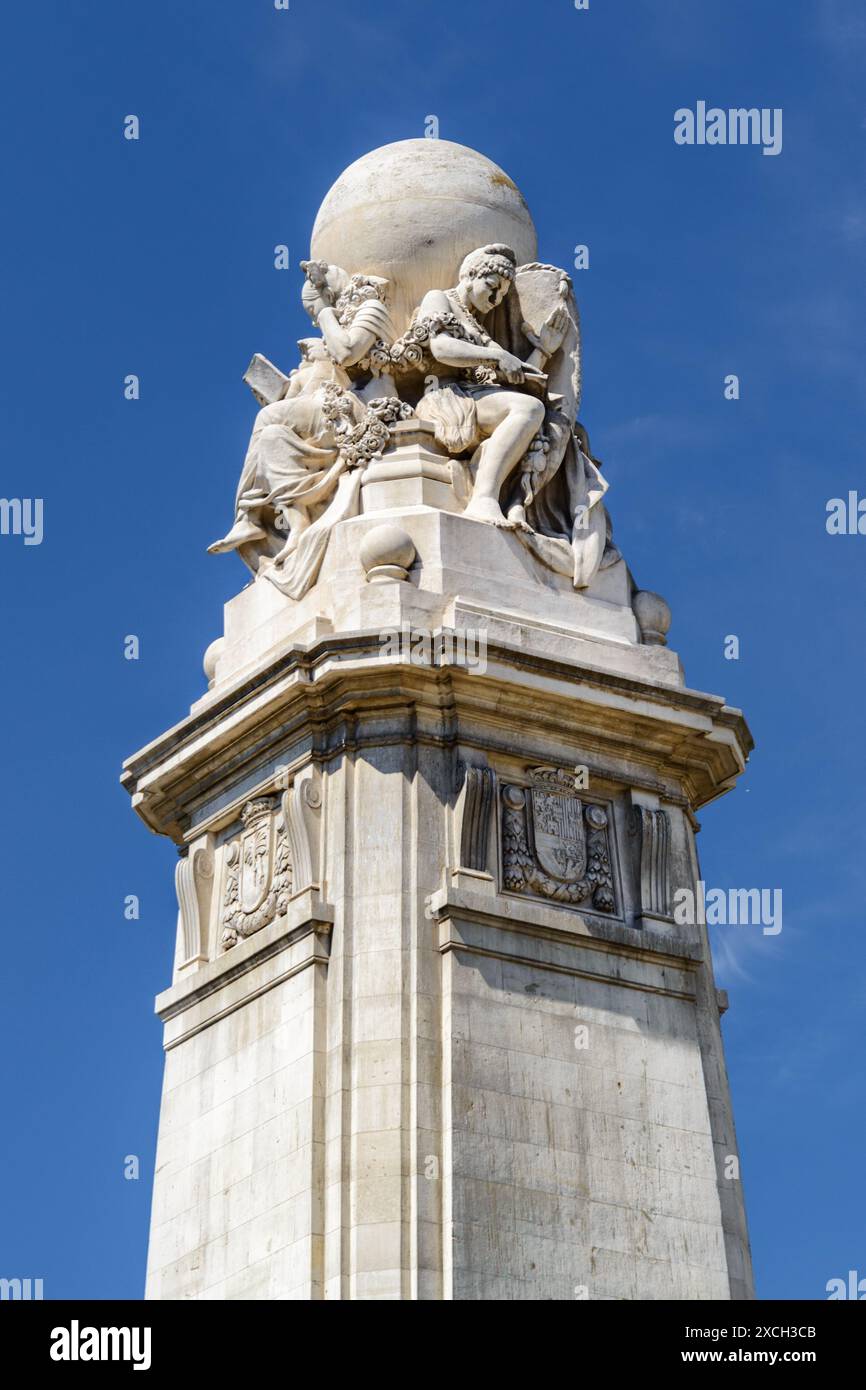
<box><xmin>210</xmin><ymin>243</ymin><xmax>620</xmax><ymax>600</ymax></box>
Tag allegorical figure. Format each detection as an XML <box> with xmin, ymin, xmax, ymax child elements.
<box><xmin>209</xmin><ymin>262</ymin><xmax>405</xmax><ymax>598</ymax></box>
<box><xmin>386</xmin><ymin>243</ymin><xmax>617</xmax><ymax>588</ymax></box>
<box><xmin>391</xmin><ymin>243</ymin><xmax>567</xmax><ymax>524</ymax></box>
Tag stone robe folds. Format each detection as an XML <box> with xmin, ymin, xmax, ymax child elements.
<box><xmin>234</xmin><ymin>297</ymin><xmax>395</xmax><ymax>599</ymax></box>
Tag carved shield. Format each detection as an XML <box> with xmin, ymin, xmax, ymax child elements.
<box><xmin>239</xmin><ymin>819</ymin><xmax>272</xmax><ymax>914</ymax></box>
<box><xmin>530</xmin><ymin>787</ymin><xmax>586</xmax><ymax>882</ymax></box>
<box><xmin>493</xmin><ymin>262</ymin><xmax>582</xmax><ymax>423</ymax></box>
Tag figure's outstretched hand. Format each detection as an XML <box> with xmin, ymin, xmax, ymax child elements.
<box><xmin>522</xmin><ymin>305</ymin><xmax>569</xmax><ymax>358</ymax></box>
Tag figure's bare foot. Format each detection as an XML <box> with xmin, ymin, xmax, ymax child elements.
<box><xmin>208</xmin><ymin>517</ymin><xmax>267</xmax><ymax>554</ymax></box>
<box><xmin>463</xmin><ymin>496</ymin><xmax>510</xmax><ymax>526</ymax></box>
<box><xmin>507</xmin><ymin>503</ymin><xmax>531</xmax><ymax>532</ymax></box>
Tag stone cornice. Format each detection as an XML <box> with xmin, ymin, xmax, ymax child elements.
<box><xmin>121</xmin><ymin>631</ymin><xmax>752</xmax><ymax>842</ymax></box>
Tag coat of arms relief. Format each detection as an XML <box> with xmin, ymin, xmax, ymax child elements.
<box><xmin>220</xmin><ymin>797</ymin><xmax>292</xmax><ymax>949</ymax></box>
<box><xmin>501</xmin><ymin>766</ymin><xmax>616</xmax><ymax>914</ymax></box>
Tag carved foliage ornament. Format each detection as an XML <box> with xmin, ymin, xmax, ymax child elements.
<box><xmin>319</xmin><ymin>383</ymin><xmax>413</xmax><ymax>468</ymax></box>
<box><xmin>502</xmin><ymin>767</ymin><xmax>615</xmax><ymax>913</ymax></box>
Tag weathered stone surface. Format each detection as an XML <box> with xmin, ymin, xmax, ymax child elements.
<box><xmin>125</xmin><ymin>140</ymin><xmax>754</xmax><ymax>1301</ymax></box>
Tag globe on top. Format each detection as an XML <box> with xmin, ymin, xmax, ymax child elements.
<box><xmin>310</xmin><ymin>138</ymin><xmax>538</xmax><ymax>335</ymax></box>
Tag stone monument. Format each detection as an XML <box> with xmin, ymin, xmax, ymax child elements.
<box><xmin>123</xmin><ymin>139</ymin><xmax>754</xmax><ymax>1300</ymax></box>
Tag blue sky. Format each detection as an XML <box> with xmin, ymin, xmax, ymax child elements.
<box><xmin>1</xmin><ymin>0</ymin><xmax>863</xmax><ymax>1299</ymax></box>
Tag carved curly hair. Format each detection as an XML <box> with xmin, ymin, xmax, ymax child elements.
<box><xmin>458</xmin><ymin>243</ymin><xmax>517</xmax><ymax>283</ymax></box>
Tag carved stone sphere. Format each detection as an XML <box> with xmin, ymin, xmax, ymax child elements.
<box><xmin>359</xmin><ymin>523</ymin><xmax>416</xmax><ymax>584</ymax></box>
<box><xmin>203</xmin><ymin>636</ymin><xmax>225</xmax><ymax>688</ymax></box>
<box><xmin>633</xmin><ymin>590</ymin><xmax>672</xmax><ymax>647</ymax></box>
<box><xmin>310</xmin><ymin>139</ymin><xmax>538</xmax><ymax>336</ymax></box>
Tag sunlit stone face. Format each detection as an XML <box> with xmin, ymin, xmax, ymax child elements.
<box><xmin>466</xmin><ymin>272</ymin><xmax>510</xmax><ymax>315</ymax></box>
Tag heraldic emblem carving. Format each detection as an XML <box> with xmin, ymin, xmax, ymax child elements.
<box><xmin>221</xmin><ymin>798</ymin><xmax>292</xmax><ymax>949</ymax></box>
<box><xmin>502</xmin><ymin>767</ymin><xmax>616</xmax><ymax>913</ymax></box>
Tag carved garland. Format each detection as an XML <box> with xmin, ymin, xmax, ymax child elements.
<box><xmin>389</xmin><ymin>308</ymin><xmax>498</xmax><ymax>386</ymax></box>
<box><xmin>319</xmin><ymin>384</ymin><xmax>413</xmax><ymax>466</ymax></box>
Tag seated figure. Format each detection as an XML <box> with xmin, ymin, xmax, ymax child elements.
<box><xmin>209</xmin><ymin>263</ymin><xmax>403</xmax><ymax>598</ymax></box>
<box><xmin>390</xmin><ymin>245</ymin><xmax>617</xmax><ymax>589</ymax></box>
<box><xmin>392</xmin><ymin>243</ymin><xmax>567</xmax><ymax>524</ymax></box>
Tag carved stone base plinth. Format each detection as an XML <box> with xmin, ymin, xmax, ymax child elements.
<box><xmin>196</xmin><ymin>433</ymin><xmax>679</xmax><ymax>705</ymax></box>
<box><xmin>124</xmin><ymin>597</ymin><xmax>754</xmax><ymax>1300</ymax></box>
<box><xmin>361</xmin><ymin>420</ymin><xmax>461</xmax><ymax>515</ymax></box>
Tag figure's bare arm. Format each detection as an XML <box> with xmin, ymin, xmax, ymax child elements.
<box><xmin>419</xmin><ymin>292</ymin><xmax>524</xmax><ymax>378</ymax></box>
<box><xmin>316</xmin><ymin>307</ymin><xmax>376</xmax><ymax>367</ymax></box>
<box><xmin>420</xmin><ymin>292</ymin><xmax>490</xmax><ymax>366</ymax></box>
<box><xmin>429</xmin><ymin>331</ymin><xmax>502</xmax><ymax>369</ymax></box>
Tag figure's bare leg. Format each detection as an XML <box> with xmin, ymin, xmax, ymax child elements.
<box><xmin>464</xmin><ymin>391</ymin><xmax>545</xmax><ymax>523</ymax></box>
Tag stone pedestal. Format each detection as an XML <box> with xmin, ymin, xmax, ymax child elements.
<box><xmin>123</xmin><ymin>438</ymin><xmax>754</xmax><ymax>1300</ymax></box>
<box><xmin>360</xmin><ymin>421</ymin><xmax>461</xmax><ymax>514</ymax></box>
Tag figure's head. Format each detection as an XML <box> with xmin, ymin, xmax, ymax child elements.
<box><xmin>457</xmin><ymin>243</ymin><xmax>517</xmax><ymax>314</ymax></box>
<box><xmin>296</xmin><ymin>337</ymin><xmax>330</xmax><ymax>366</ymax></box>
<box><xmin>299</xmin><ymin>260</ymin><xmax>351</xmax><ymax>322</ymax></box>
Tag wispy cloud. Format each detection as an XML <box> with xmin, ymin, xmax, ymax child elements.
<box><xmin>709</xmin><ymin>911</ymin><xmax>793</xmax><ymax>988</ymax></box>
<box><xmin>841</xmin><ymin>207</ymin><xmax>866</xmax><ymax>244</ymax></box>
<box><xmin>818</xmin><ymin>0</ymin><xmax>866</xmax><ymax>55</ymax></box>
<box><xmin>598</xmin><ymin>413</ymin><xmax>710</xmax><ymax>467</ymax></box>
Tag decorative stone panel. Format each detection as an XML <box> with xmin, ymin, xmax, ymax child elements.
<box><xmin>500</xmin><ymin>765</ymin><xmax>617</xmax><ymax>915</ymax></box>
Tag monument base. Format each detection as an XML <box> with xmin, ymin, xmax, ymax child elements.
<box><xmin>125</xmin><ymin>513</ymin><xmax>753</xmax><ymax>1298</ymax></box>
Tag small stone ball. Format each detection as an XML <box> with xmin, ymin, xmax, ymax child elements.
<box><xmin>359</xmin><ymin>523</ymin><xmax>416</xmax><ymax>576</ymax></box>
<box><xmin>633</xmin><ymin>590</ymin><xmax>672</xmax><ymax>646</ymax></box>
<box><xmin>203</xmin><ymin>636</ymin><xmax>225</xmax><ymax>686</ymax></box>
